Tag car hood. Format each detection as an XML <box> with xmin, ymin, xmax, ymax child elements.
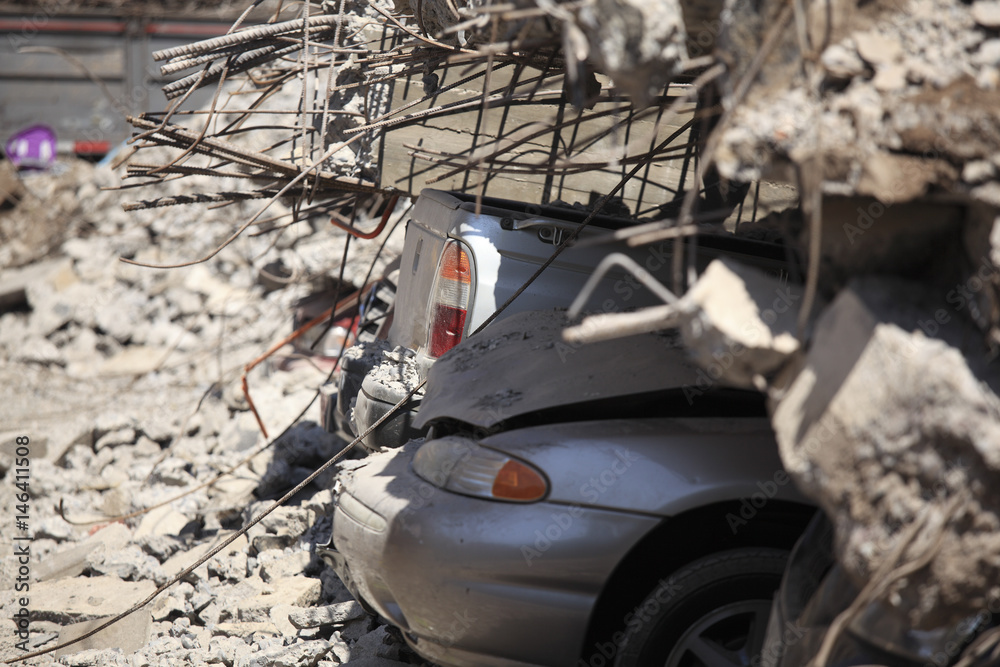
<box><xmin>413</xmin><ymin>309</ymin><xmax>708</xmax><ymax>430</ymax></box>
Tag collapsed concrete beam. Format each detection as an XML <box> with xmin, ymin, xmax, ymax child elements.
<box><xmin>770</xmin><ymin>276</ymin><xmax>1000</xmax><ymax>629</ymax></box>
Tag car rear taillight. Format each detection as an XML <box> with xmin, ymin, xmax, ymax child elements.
<box><xmin>428</xmin><ymin>240</ymin><xmax>472</xmax><ymax>357</ymax></box>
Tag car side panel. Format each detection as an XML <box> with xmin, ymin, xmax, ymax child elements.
<box><xmin>480</xmin><ymin>418</ymin><xmax>805</xmax><ymax>516</ymax></box>
<box><xmin>333</xmin><ymin>441</ymin><xmax>661</xmax><ymax>667</ymax></box>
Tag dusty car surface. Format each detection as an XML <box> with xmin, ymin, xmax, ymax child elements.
<box><xmin>323</xmin><ymin>188</ymin><xmax>795</xmax><ymax>451</ymax></box>
<box><xmin>322</xmin><ymin>309</ymin><xmax>814</xmax><ymax>667</ymax></box>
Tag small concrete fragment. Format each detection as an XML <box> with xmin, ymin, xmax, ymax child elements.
<box><xmin>351</xmin><ymin>626</ymin><xmax>401</xmax><ymax>661</ymax></box>
<box><xmin>821</xmin><ymin>42</ymin><xmax>867</xmax><ymax>79</ymax></box>
<box><xmin>259</xmin><ymin>550</ymin><xmax>312</xmax><ymax>583</ymax></box>
<box><xmin>212</xmin><ymin>622</ymin><xmax>282</xmax><ymax>638</ymax></box>
<box><xmin>288</xmin><ymin>601</ymin><xmax>365</xmax><ymax>629</ymax></box>
<box><xmin>29</xmin><ymin>575</ymin><xmax>155</xmax><ymax>623</ymax></box>
<box><xmin>0</xmin><ymin>257</ymin><xmax>71</xmax><ymax>313</ymax></box>
<box><xmin>576</xmin><ymin>0</ymin><xmax>686</xmax><ymax>107</ymax></box>
<box><xmin>35</xmin><ymin>522</ymin><xmax>132</xmax><ymax>582</ymax></box>
<box><xmin>268</xmin><ymin>603</ymin><xmax>299</xmax><ymax>636</ymax></box>
<box><xmin>854</xmin><ymin>31</ymin><xmax>902</xmax><ymax>65</ymax></box>
<box><xmin>255</xmin><ymin>639</ymin><xmax>332</xmax><ymax>667</ymax></box>
<box><xmin>973</xmin><ymin>0</ymin><xmax>1000</xmax><ymax>28</ymax></box>
<box><xmin>59</xmin><ymin>648</ymin><xmax>125</xmax><ymax>667</ymax></box>
<box><xmin>53</xmin><ymin>611</ymin><xmax>152</xmax><ymax>658</ymax></box>
<box><xmin>678</xmin><ymin>258</ymin><xmax>802</xmax><ymax>388</ymax></box>
<box><xmin>94</xmin><ymin>427</ymin><xmax>138</xmax><ymax>451</ymax></box>
<box><xmin>134</xmin><ymin>505</ymin><xmax>192</xmax><ymax>539</ymax></box>
<box><xmin>160</xmin><ymin>533</ymin><xmax>247</xmax><ymax>582</ymax></box>
<box><xmin>238</xmin><ymin>576</ymin><xmax>323</xmax><ymax>614</ymax></box>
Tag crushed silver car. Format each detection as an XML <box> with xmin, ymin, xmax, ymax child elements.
<box><xmin>322</xmin><ymin>188</ymin><xmax>796</xmax><ymax>451</ymax></box>
<box><xmin>321</xmin><ymin>309</ymin><xmax>814</xmax><ymax>667</ymax></box>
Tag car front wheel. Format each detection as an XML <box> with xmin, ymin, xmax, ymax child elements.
<box><xmin>614</xmin><ymin>548</ymin><xmax>788</xmax><ymax>667</ymax></box>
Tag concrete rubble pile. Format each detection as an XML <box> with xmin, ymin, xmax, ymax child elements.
<box><xmin>0</xmin><ymin>159</ymin><xmax>404</xmax><ymax>663</ymax></box>
<box><xmin>319</xmin><ymin>0</ymin><xmax>1000</xmax><ymax>634</ymax></box>
<box><xmin>563</xmin><ymin>0</ymin><xmax>1000</xmax><ymax>633</ymax></box>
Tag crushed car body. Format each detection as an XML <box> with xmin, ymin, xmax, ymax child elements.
<box><xmin>321</xmin><ymin>309</ymin><xmax>814</xmax><ymax>667</ymax></box>
<box><xmin>323</xmin><ymin>188</ymin><xmax>798</xmax><ymax>452</ymax></box>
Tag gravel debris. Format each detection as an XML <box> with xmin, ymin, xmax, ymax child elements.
<box><xmin>0</xmin><ymin>150</ymin><xmax>410</xmax><ymax>664</ymax></box>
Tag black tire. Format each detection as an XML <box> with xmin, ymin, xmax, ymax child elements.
<box><xmin>613</xmin><ymin>548</ymin><xmax>788</xmax><ymax>667</ymax></box>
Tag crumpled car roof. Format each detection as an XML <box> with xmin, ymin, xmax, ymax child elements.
<box><xmin>413</xmin><ymin>308</ymin><xmax>706</xmax><ymax>430</ymax></box>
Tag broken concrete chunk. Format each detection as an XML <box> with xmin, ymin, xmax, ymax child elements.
<box><xmin>252</xmin><ymin>534</ymin><xmax>297</xmax><ymax>552</ymax></box>
<box><xmin>972</xmin><ymin>0</ymin><xmax>1000</xmax><ymax>28</ymax></box>
<box><xmin>679</xmin><ymin>258</ymin><xmax>802</xmax><ymax>388</ymax></box>
<box><xmin>249</xmin><ymin>575</ymin><xmax>323</xmax><ymax>611</ymax></box>
<box><xmin>35</xmin><ymin>522</ymin><xmax>132</xmax><ymax>582</ymax></box>
<box><xmin>771</xmin><ymin>277</ymin><xmax>1000</xmax><ymax>628</ymax></box>
<box><xmin>87</xmin><ymin>544</ymin><xmax>165</xmax><ymax>583</ymax></box>
<box><xmin>268</xmin><ymin>603</ymin><xmax>299</xmax><ymax>636</ymax></box>
<box><xmin>58</xmin><ymin>648</ymin><xmax>125</xmax><ymax>667</ymax></box>
<box><xmin>872</xmin><ymin>63</ymin><xmax>908</xmax><ymax>92</ymax></box>
<box><xmin>29</xmin><ymin>575</ymin><xmax>155</xmax><ymax>623</ymax></box>
<box><xmin>352</xmin><ymin>626</ymin><xmax>401</xmax><ymax>661</ymax></box>
<box><xmin>211</xmin><ymin>622</ymin><xmax>282</xmax><ymax>638</ymax></box>
<box><xmin>288</xmin><ymin>601</ymin><xmax>365</xmax><ymax>629</ymax></box>
<box><xmin>53</xmin><ymin>611</ymin><xmax>152</xmax><ymax>658</ymax></box>
<box><xmin>205</xmin><ymin>549</ymin><xmax>248</xmax><ymax>582</ymax></box>
<box><xmin>963</xmin><ymin>159</ymin><xmax>997</xmax><ymax>184</ymax></box>
<box><xmin>854</xmin><ymin>31</ymin><xmax>902</xmax><ymax>66</ymax></box>
<box><xmin>135</xmin><ymin>505</ymin><xmax>192</xmax><ymax>539</ymax></box>
<box><xmin>254</xmin><ymin>506</ymin><xmax>316</xmax><ymax>541</ymax></box>
<box><xmin>577</xmin><ymin>0</ymin><xmax>687</xmax><ymax>107</ymax></box>
<box><xmin>161</xmin><ymin>533</ymin><xmax>247</xmax><ymax>582</ymax></box>
<box><xmin>973</xmin><ymin>38</ymin><xmax>1000</xmax><ymax>67</ymax></box>
<box><xmin>821</xmin><ymin>43</ymin><xmax>867</xmax><ymax>79</ymax></box>
<box><xmin>259</xmin><ymin>550</ymin><xmax>312</xmax><ymax>583</ymax></box>
<box><xmin>94</xmin><ymin>427</ymin><xmax>138</xmax><ymax>451</ymax></box>
<box><xmin>256</xmin><ymin>640</ymin><xmax>332</xmax><ymax>667</ymax></box>
<box><xmin>0</xmin><ymin>257</ymin><xmax>72</xmax><ymax>313</ymax></box>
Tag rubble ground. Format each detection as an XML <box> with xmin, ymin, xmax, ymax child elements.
<box><xmin>0</xmin><ymin>156</ymin><xmax>413</xmax><ymax>666</ymax></box>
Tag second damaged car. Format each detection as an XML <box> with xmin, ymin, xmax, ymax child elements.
<box><xmin>321</xmin><ymin>309</ymin><xmax>814</xmax><ymax>667</ymax></box>
<box><xmin>324</xmin><ymin>189</ymin><xmax>795</xmax><ymax>452</ymax></box>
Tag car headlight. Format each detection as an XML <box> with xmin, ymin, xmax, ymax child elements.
<box><xmin>412</xmin><ymin>436</ymin><xmax>548</xmax><ymax>503</ymax></box>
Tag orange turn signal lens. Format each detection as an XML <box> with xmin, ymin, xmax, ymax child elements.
<box><xmin>492</xmin><ymin>459</ymin><xmax>548</xmax><ymax>502</ymax></box>
<box><xmin>439</xmin><ymin>242</ymin><xmax>472</xmax><ymax>284</ymax></box>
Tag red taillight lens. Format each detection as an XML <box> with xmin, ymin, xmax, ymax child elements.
<box><xmin>429</xmin><ymin>241</ymin><xmax>472</xmax><ymax>357</ymax></box>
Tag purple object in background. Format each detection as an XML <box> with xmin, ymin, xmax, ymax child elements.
<box><xmin>5</xmin><ymin>125</ymin><xmax>57</xmax><ymax>170</ymax></box>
